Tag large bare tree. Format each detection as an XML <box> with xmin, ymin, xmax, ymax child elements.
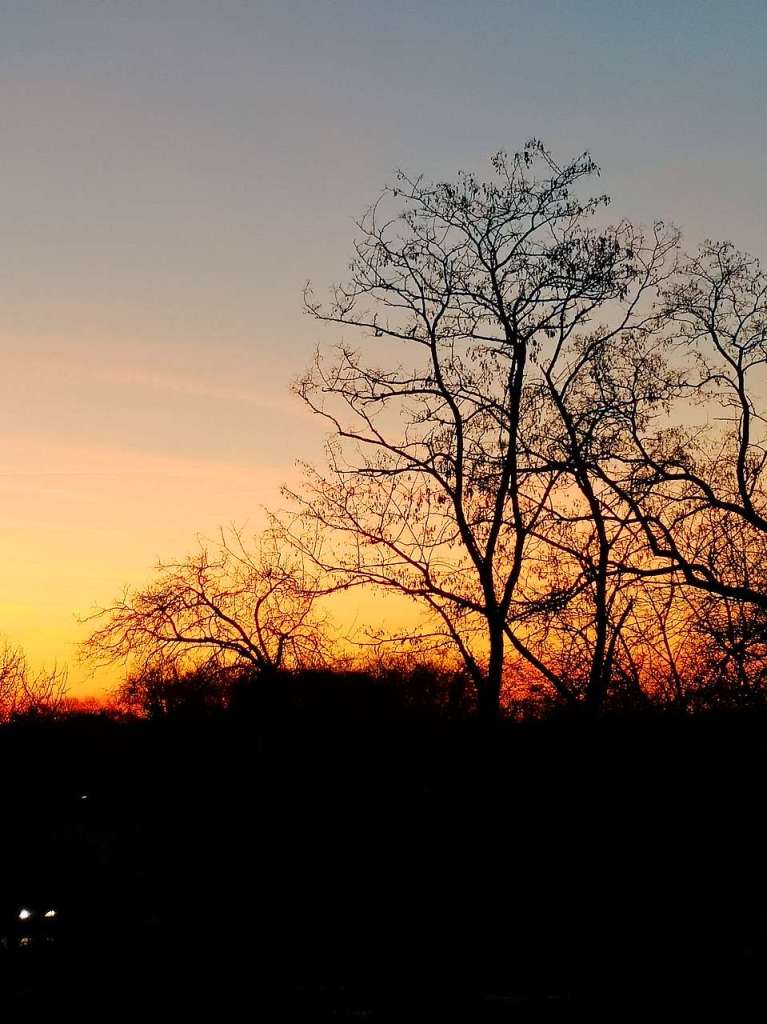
<box><xmin>287</xmin><ymin>141</ymin><xmax>678</xmax><ymax>718</ymax></box>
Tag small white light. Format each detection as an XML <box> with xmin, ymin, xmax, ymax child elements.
<box><xmin>44</xmin><ymin>909</ymin><xmax>57</xmax><ymax>919</ymax></box>
<box><xmin>18</xmin><ymin>908</ymin><xmax>32</xmax><ymax>921</ymax></box>
<box><xmin>80</xmin><ymin>794</ymin><xmax>88</xmax><ymax>800</ymax></box>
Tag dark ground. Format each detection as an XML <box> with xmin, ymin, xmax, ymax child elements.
<box><xmin>2</xmin><ymin>681</ymin><xmax>766</xmax><ymax>1021</ymax></box>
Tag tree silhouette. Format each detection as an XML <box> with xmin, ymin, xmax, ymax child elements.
<box><xmin>82</xmin><ymin>528</ymin><xmax>336</xmax><ymax>677</ymax></box>
<box><xmin>0</xmin><ymin>638</ymin><xmax>68</xmax><ymax>721</ymax></box>
<box><xmin>287</xmin><ymin>141</ymin><xmax>677</xmax><ymax>718</ymax></box>
<box><xmin>604</xmin><ymin>242</ymin><xmax>767</xmax><ymax>612</ymax></box>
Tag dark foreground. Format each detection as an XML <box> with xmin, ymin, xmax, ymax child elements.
<box><xmin>2</xmin><ymin>691</ymin><xmax>766</xmax><ymax>1021</ymax></box>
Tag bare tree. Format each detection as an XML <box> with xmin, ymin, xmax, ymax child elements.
<box><xmin>679</xmin><ymin>518</ymin><xmax>767</xmax><ymax>707</ymax></box>
<box><xmin>0</xmin><ymin>639</ymin><xmax>68</xmax><ymax>721</ymax></box>
<box><xmin>511</xmin><ymin>290</ymin><xmax>679</xmax><ymax>712</ymax></box>
<box><xmin>287</xmin><ymin>141</ymin><xmax>677</xmax><ymax>718</ymax></box>
<box><xmin>605</xmin><ymin>241</ymin><xmax>767</xmax><ymax>612</ymax></box>
<box><xmin>82</xmin><ymin>528</ymin><xmax>336</xmax><ymax>677</ymax></box>
<box><xmin>0</xmin><ymin>640</ymin><xmax>25</xmax><ymax>717</ymax></box>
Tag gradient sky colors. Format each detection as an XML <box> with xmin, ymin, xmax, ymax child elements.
<box><xmin>1</xmin><ymin>0</ymin><xmax>765</xmax><ymax>696</ymax></box>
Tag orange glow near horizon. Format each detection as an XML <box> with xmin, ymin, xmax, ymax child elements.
<box><xmin>0</xmin><ymin>434</ymin><xmax>292</xmax><ymax>697</ymax></box>
<box><xmin>0</xmin><ymin>429</ymin><xmax>429</xmax><ymax>699</ymax></box>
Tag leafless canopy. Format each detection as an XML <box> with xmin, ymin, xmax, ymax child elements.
<box><xmin>0</xmin><ymin>639</ymin><xmax>68</xmax><ymax>721</ymax></box>
<box><xmin>601</xmin><ymin>242</ymin><xmax>767</xmax><ymax>608</ymax></box>
<box><xmin>287</xmin><ymin>141</ymin><xmax>679</xmax><ymax>717</ymax></box>
<box><xmin>82</xmin><ymin>528</ymin><xmax>337</xmax><ymax>677</ymax></box>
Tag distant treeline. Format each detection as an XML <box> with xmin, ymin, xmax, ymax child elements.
<box><xmin>5</xmin><ymin>654</ymin><xmax>767</xmax><ymax>729</ymax></box>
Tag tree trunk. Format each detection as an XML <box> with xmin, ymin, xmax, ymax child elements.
<box><xmin>584</xmin><ymin>556</ymin><xmax>610</xmax><ymax>715</ymax></box>
<box><xmin>478</xmin><ymin>622</ymin><xmax>505</xmax><ymax>723</ymax></box>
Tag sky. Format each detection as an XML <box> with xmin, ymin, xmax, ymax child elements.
<box><xmin>1</xmin><ymin>0</ymin><xmax>765</xmax><ymax>696</ymax></box>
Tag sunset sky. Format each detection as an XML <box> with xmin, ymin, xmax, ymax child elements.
<box><xmin>1</xmin><ymin>0</ymin><xmax>765</xmax><ymax>697</ymax></box>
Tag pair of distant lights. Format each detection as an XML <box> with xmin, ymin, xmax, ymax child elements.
<box><xmin>18</xmin><ymin>908</ymin><xmax>56</xmax><ymax>921</ymax></box>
